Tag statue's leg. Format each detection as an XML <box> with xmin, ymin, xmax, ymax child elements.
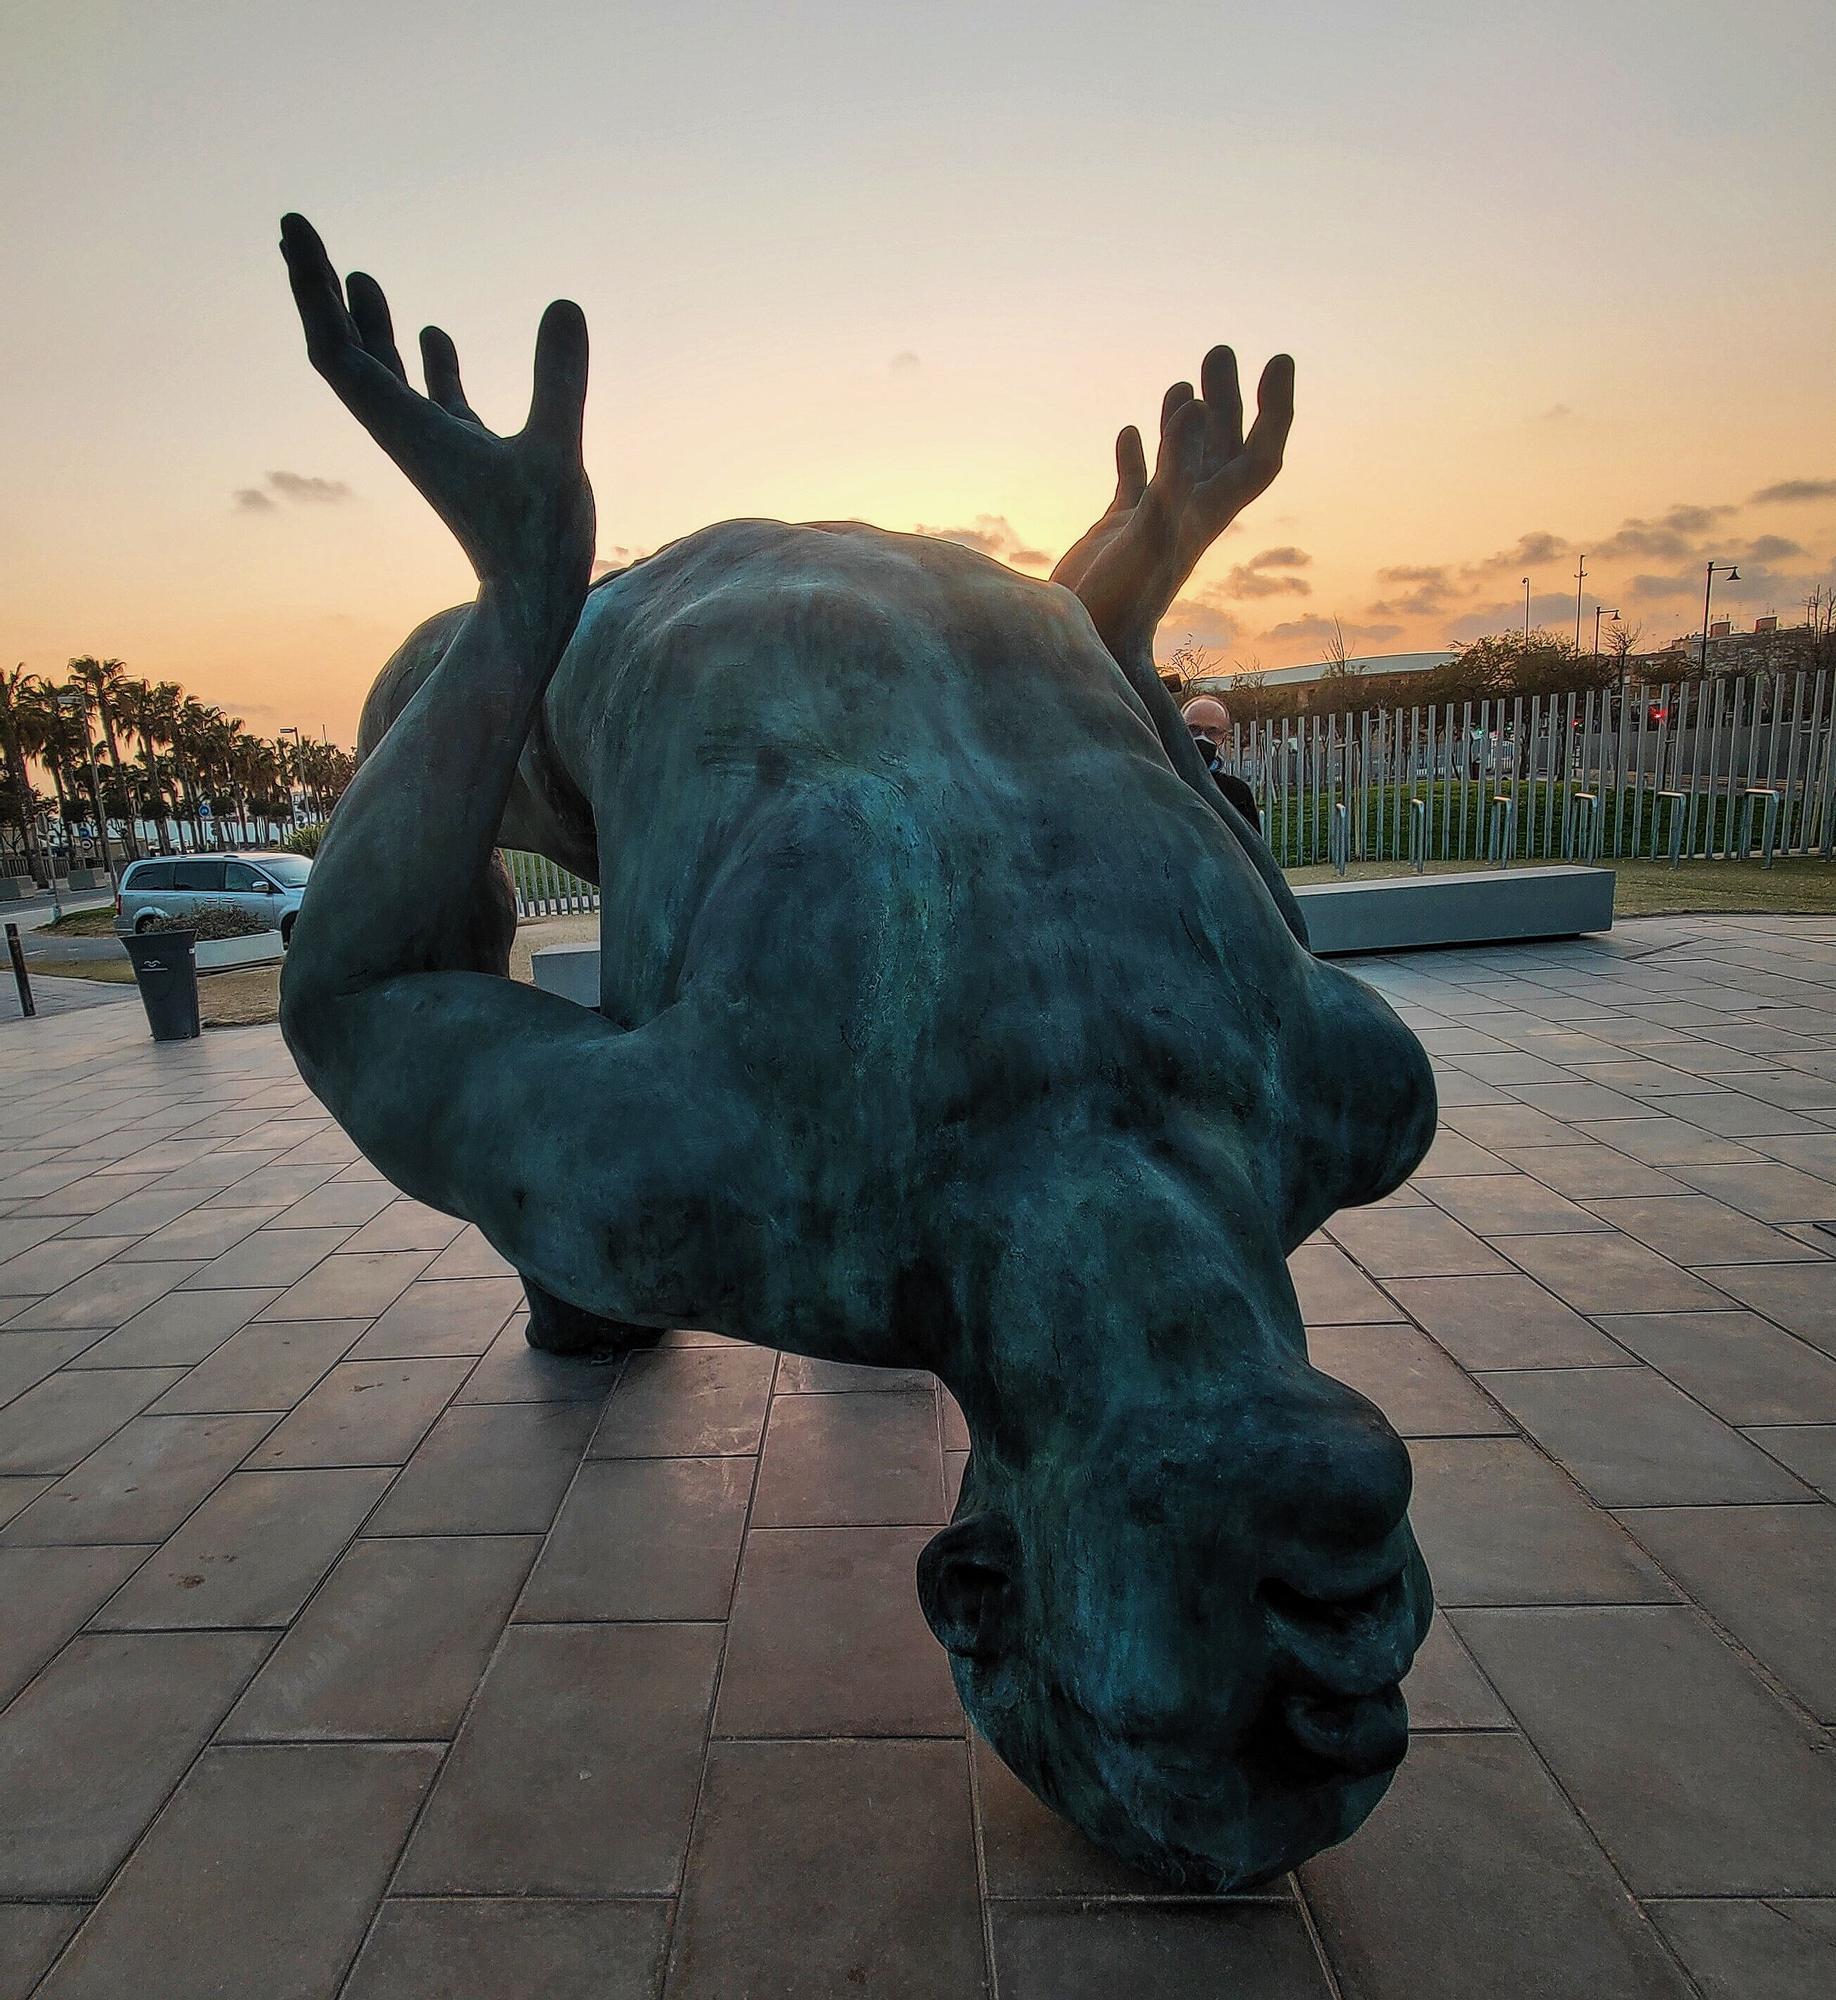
<box><xmin>520</xmin><ymin>1276</ymin><xmax>666</xmax><ymax>1361</ymax></box>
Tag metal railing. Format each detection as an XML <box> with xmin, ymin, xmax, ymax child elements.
<box><xmin>1220</xmin><ymin>669</ymin><xmax>1836</xmax><ymax>872</ymax></box>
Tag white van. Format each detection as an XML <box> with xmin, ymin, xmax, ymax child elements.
<box><xmin>115</xmin><ymin>852</ymin><xmax>312</xmax><ymax>944</ymax></box>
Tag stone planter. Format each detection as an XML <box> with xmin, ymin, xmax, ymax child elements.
<box><xmin>196</xmin><ymin>931</ymin><xmax>285</xmax><ymax>971</ymax></box>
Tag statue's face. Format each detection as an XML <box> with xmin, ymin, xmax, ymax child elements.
<box><xmin>919</xmin><ymin>1366</ymin><xmax>1431</xmax><ymax>1889</ymax></box>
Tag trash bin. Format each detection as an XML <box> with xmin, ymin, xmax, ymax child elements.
<box><xmin>122</xmin><ymin>928</ymin><xmax>201</xmax><ymax>1041</ymax></box>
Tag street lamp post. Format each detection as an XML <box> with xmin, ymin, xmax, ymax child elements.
<box><xmin>1593</xmin><ymin>606</ymin><xmax>1620</xmax><ymax>660</ymax></box>
<box><xmin>56</xmin><ymin>691</ymin><xmax>114</xmax><ymax>884</ymax></box>
<box><xmin>1522</xmin><ymin>577</ymin><xmax>1531</xmax><ymax>642</ymax></box>
<box><xmin>1699</xmin><ymin>561</ymin><xmax>1741</xmax><ymax>675</ymax></box>
<box><xmin>1573</xmin><ymin>555</ymin><xmax>1589</xmax><ymax>651</ymax></box>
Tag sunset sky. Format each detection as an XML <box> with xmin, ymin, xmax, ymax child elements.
<box><xmin>6</xmin><ymin>0</ymin><xmax>1833</xmax><ymax>743</ymax></box>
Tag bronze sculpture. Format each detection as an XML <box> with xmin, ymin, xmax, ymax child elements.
<box><xmin>277</xmin><ymin>214</ymin><xmax>1437</xmax><ymax>1891</ymax></box>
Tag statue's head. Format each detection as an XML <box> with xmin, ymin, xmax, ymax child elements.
<box><xmin>918</xmin><ymin>1359</ymin><xmax>1430</xmax><ymax>1889</ymax></box>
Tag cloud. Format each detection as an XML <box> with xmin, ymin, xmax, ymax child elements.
<box><xmin>889</xmin><ymin>350</ymin><xmax>921</xmax><ymax>374</ymax></box>
<box><xmin>1245</xmin><ymin>545</ymin><xmax>1310</xmax><ymax>571</ymax></box>
<box><xmin>1540</xmin><ymin>403</ymin><xmax>1573</xmax><ymax>422</ymax></box>
<box><xmin>234</xmin><ymin>469</ymin><xmax>352</xmax><ymax>512</ymax></box>
<box><xmin>1164</xmin><ymin>593</ymin><xmax>1239</xmax><ymax>650</ymax></box>
<box><xmin>1463</xmin><ymin>530</ymin><xmax>1572</xmax><ymax>576</ymax></box>
<box><xmin>914</xmin><ymin>514</ymin><xmax>1053</xmax><ymax>571</ymax></box>
<box><xmin>1444</xmin><ymin>593</ymin><xmax>1578</xmax><ymax>644</ymax></box>
<box><xmin>590</xmin><ymin>545</ymin><xmax>651</xmax><ymax>578</ymax></box>
<box><xmin>1744</xmin><ymin>535</ymin><xmax>1805</xmax><ymax>562</ymax></box>
<box><xmin>1222</xmin><ymin>567</ymin><xmax>1310</xmax><ymax>599</ymax></box>
<box><xmin>1751</xmin><ymin>478</ymin><xmax>1836</xmax><ymax>504</ymax></box>
<box><xmin>1258</xmin><ymin>614</ymin><xmax>1401</xmax><ymax>649</ymax></box>
<box><xmin>1368</xmin><ymin>563</ymin><xmax>1456</xmax><ymax>617</ymax></box>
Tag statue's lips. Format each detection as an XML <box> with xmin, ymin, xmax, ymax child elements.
<box><xmin>1279</xmin><ymin>1684</ymin><xmax>1408</xmax><ymax>1779</ymax></box>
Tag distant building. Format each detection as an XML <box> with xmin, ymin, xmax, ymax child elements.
<box><xmin>1179</xmin><ymin>649</ymin><xmax>1457</xmax><ymax>696</ymax></box>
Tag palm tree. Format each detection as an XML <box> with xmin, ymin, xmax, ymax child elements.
<box><xmin>15</xmin><ymin>679</ymin><xmax>87</xmax><ymax>864</ymax></box>
<box><xmin>0</xmin><ymin>665</ymin><xmax>50</xmax><ymax>881</ymax></box>
<box><xmin>66</xmin><ymin>657</ymin><xmax>141</xmax><ymax>858</ymax></box>
<box><xmin>114</xmin><ymin>677</ymin><xmax>173</xmax><ymax>852</ymax></box>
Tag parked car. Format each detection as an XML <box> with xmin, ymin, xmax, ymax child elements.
<box><xmin>114</xmin><ymin>852</ymin><xmax>312</xmax><ymax>944</ymax></box>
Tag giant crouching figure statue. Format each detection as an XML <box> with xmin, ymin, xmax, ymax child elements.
<box><xmin>276</xmin><ymin>214</ymin><xmax>1438</xmax><ymax>1891</ymax></box>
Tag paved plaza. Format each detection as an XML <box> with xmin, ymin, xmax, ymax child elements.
<box><xmin>1</xmin><ymin>913</ymin><xmax>1833</xmax><ymax>1997</ymax></box>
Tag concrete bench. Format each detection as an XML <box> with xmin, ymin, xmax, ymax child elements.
<box><xmin>534</xmin><ymin>865</ymin><xmax>1614</xmax><ymax>1000</ymax></box>
<box><xmin>1297</xmin><ymin>865</ymin><xmax>1614</xmax><ymax>956</ymax></box>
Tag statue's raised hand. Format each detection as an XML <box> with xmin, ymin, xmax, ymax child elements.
<box><xmin>1053</xmin><ymin>346</ymin><xmax>1294</xmax><ymax>657</ymax></box>
<box><xmin>280</xmin><ymin>213</ymin><xmax>594</xmax><ymax>620</ymax></box>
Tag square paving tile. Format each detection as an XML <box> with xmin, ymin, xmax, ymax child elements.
<box><xmin>1646</xmin><ymin>1897</ymin><xmax>1836</xmax><ymax>2000</ymax></box>
<box><xmin>244</xmin><ymin>1357</ymin><xmax>471</xmax><ymax>1468</ymax></box>
<box><xmin>1287</xmin><ymin>1242</ymin><xmax>1399</xmax><ymax>1324</ymax></box>
<box><xmin>396</xmin><ymin>1622</ymin><xmax>721</xmax><ymax>1895</ymax></box>
<box><xmin>148</xmin><ymin>1317</ymin><xmax>365</xmax><ymax>1413</ymax></box>
<box><xmin>589</xmin><ymin>1345</ymin><xmax>775</xmax><ymax>1457</ymax></box>
<box><xmin>3</xmin><ymin>1257</ymin><xmax>203</xmax><ymax>1334</ymax></box>
<box><xmin>1616</xmin><ymin>1504</ymin><xmax>1836</xmax><ymax>1721</ymax></box>
<box><xmin>1</xmin><ymin>1412</ymin><xmax>275</xmax><ymax>1546</ymax></box>
<box><xmin>113</xmin><ymin>1203</ymin><xmax>283</xmax><ymax>1263</ymax></box>
<box><xmin>715</xmin><ymin>1525</ymin><xmax>961</xmax><ymax>1737</ymax></box>
<box><xmin>1745</xmin><ymin>1423</ymin><xmax>1836</xmax><ymax>1495</ymax></box>
<box><xmin>666</xmin><ymin>1739</ymin><xmax>987</xmax><ymax>1999</ymax></box>
<box><xmin>1501</xmin><ymin>1232</ymin><xmax>1733</xmax><ymax>1316</ymax></box>
<box><xmin>348</xmin><ymin>1276</ymin><xmax>525</xmax><ymax>1359</ymax></box>
<box><xmin>0</xmin><ymin>1905</ymin><xmax>84</xmax><ymax>2000</ymax></box>
<box><xmin>0</xmin><ymin>1366</ymin><xmax>188</xmax><ymax>1476</ymax></box>
<box><xmin>752</xmin><ymin>1388</ymin><xmax>944</xmax><ymax>1526</ymax></box>
<box><xmin>1405</xmin><ymin>1438</ymin><xmax>1673</xmax><ymax>1605</ymax></box>
<box><xmin>365</xmin><ymin>1399</ymin><xmax>597</xmax><ymax>1535</ymax></box>
<box><xmin>518</xmin><ymin>1454</ymin><xmax>753</xmax><ymax>1622</ymax></box>
<box><xmin>178</xmin><ymin>1225</ymin><xmax>351</xmax><ymax>1289</ymax></box>
<box><xmin>34</xmin><ymin>1743</ymin><xmax>438</xmax><ymax>2000</ymax></box>
<box><xmin>454</xmin><ymin>1318</ymin><xmax>617</xmax><ymax>1404</ymax></box>
<box><xmin>1595</xmin><ymin>1311</ymin><xmax>1836</xmax><ymax>1425</ymax></box>
<box><xmin>222</xmin><ymin>1533</ymin><xmax>539</xmax><ymax>1740</ymax></box>
<box><xmin>1417</xmin><ymin>1173</ymin><xmax>1611</xmax><ymax>1236</ymax></box>
<box><xmin>0</xmin><ymin>1544</ymin><xmax>150</xmax><ymax>1705</ymax></box>
<box><xmin>1498</xmin><ymin>1142</ymin><xmax>1691</xmax><ymax>1200</ymax></box>
<box><xmin>1670</xmin><ymin>1161</ymin><xmax>1836</xmax><ymax>1224</ymax></box>
<box><xmin>1698</xmin><ymin>1260</ymin><xmax>1836</xmax><ymax>1355</ymax></box>
<box><xmin>337</xmin><ymin>1198</ymin><xmax>469</xmax><ymax>1255</ymax></box>
<box><xmin>992</xmin><ymin>1902</ymin><xmax>1326</xmax><ymax>1999</ymax></box>
<box><xmin>254</xmin><ymin>1248</ymin><xmax>434</xmax><ymax>1322</ymax></box>
<box><xmin>0</xmin><ymin>1630</ymin><xmax>272</xmax><ymax>1896</ymax></box>
<box><xmin>1475</xmin><ymin>1366</ymin><xmax>1812</xmax><ymax>1506</ymax></box>
<box><xmin>1402</xmin><ymin>1611</ymin><xmax>1513</xmax><ymax>1730</ymax></box>
<box><xmin>1303</xmin><ymin>1731</ymin><xmax>1690</xmax><ymax>1999</ymax></box>
<box><xmin>1307</xmin><ymin>1322</ymin><xmax>1513</xmax><ymax>1437</ymax></box>
<box><xmin>1455</xmin><ymin>1605</ymin><xmax>1836</xmax><ymax>1895</ymax></box>
<box><xmin>93</xmin><ymin>1466</ymin><xmax>390</xmax><ymax>1628</ymax></box>
<box><xmin>1383</xmin><ymin>1274</ymin><xmax>1631</xmax><ymax>1369</ymax></box>
<box><xmin>1586</xmin><ymin>1194</ymin><xmax>1823</xmax><ymax>1267</ymax></box>
<box><xmin>343</xmin><ymin>1899</ymin><xmax>671</xmax><ymax>2000</ymax></box>
<box><xmin>1325</xmin><ymin>1206</ymin><xmax>1511</xmax><ymax>1278</ymax></box>
<box><xmin>65</xmin><ymin>1284</ymin><xmax>279</xmax><ymax>1368</ymax></box>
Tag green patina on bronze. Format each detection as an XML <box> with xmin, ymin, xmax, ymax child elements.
<box><xmin>276</xmin><ymin>214</ymin><xmax>1437</xmax><ymax>1891</ymax></box>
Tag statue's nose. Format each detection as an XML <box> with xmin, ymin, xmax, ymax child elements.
<box><xmin>1249</xmin><ymin>1363</ymin><xmax>1416</xmax><ymax>1589</ymax></box>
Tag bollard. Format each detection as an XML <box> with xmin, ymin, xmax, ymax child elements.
<box><xmin>5</xmin><ymin>922</ymin><xmax>33</xmax><ymax>1018</ymax></box>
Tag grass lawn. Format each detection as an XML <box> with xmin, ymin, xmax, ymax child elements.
<box><xmin>38</xmin><ymin>906</ymin><xmax>121</xmax><ymax>937</ymax></box>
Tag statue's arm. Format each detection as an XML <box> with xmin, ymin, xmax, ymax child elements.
<box><xmin>1050</xmin><ymin>346</ymin><xmax>1306</xmax><ymax>943</ymax></box>
<box><xmin>276</xmin><ymin>216</ymin><xmax>747</xmax><ymax>1315</ymax></box>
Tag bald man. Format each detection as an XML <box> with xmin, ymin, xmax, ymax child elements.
<box><xmin>1181</xmin><ymin>696</ymin><xmax>1261</xmax><ymax>832</ymax></box>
